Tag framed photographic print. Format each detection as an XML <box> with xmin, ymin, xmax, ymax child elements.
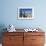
<box><xmin>18</xmin><ymin>7</ymin><xmax>34</xmax><ymax>19</ymax></box>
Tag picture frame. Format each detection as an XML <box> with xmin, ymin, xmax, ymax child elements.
<box><xmin>18</xmin><ymin>7</ymin><xmax>34</xmax><ymax>19</ymax></box>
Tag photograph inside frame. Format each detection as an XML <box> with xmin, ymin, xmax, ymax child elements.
<box><xmin>19</xmin><ymin>8</ymin><xmax>32</xmax><ymax>18</ymax></box>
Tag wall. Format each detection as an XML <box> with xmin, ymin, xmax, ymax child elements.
<box><xmin>0</xmin><ymin>0</ymin><xmax>46</xmax><ymax>30</ymax></box>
